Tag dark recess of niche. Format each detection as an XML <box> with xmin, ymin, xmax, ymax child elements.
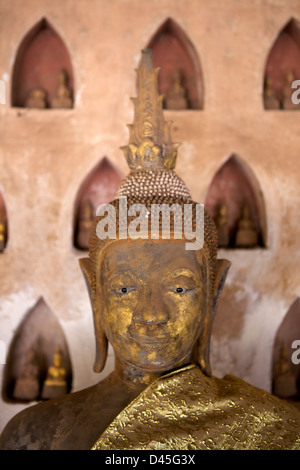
<box><xmin>11</xmin><ymin>17</ymin><xmax>74</xmax><ymax>108</ymax></box>
<box><xmin>2</xmin><ymin>297</ymin><xmax>72</xmax><ymax>403</ymax></box>
<box><xmin>144</xmin><ymin>18</ymin><xmax>204</xmax><ymax>110</ymax></box>
<box><xmin>204</xmin><ymin>154</ymin><xmax>267</xmax><ymax>248</ymax></box>
<box><xmin>73</xmin><ymin>157</ymin><xmax>122</xmax><ymax>251</ymax></box>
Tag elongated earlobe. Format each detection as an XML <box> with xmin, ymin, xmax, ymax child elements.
<box><xmin>212</xmin><ymin>259</ymin><xmax>231</xmax><ymax>320</ymax></box>
<box><xmin>93</xmin><ymin>326</ymin><xmax>108</xmax><ymax>373</ymax></box>
<box><xmin>79</xmin><ymin>257</ymin><xmax>108</xmax><ymax>373</ymax></box>
<box><xmin>196</xmin><ymin>259</ymin><xmax>231</xmax><ymax>376</ymax></box>
<box><xmin>79</xmin><ymin>258</ymin><xmax>94</xmax><ymax>302</ymax></box>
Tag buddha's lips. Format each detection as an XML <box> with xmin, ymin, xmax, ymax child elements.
<box><xmin>129</xmin><ymin>334</ymin><xmax>169</xmax><ymax>344</ymax></box>
<box><xmin>128</xmin><ymin>323</ymin><xmax>170</xmax><ymax>344</ymax></box>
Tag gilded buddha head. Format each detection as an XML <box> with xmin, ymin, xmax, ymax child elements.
<box><xmin>80</xmin><ymin>50</ymin><xmax>230</xmax><ymax>382</ymax></box>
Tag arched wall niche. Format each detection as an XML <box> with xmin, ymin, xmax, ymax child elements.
<box><xmin>12</xmin><ymin>17</ymin><xmax>74</xmax><ymax>108</ymax></box>
<box><xmin>144</xmin><ymin>18</ymin><xmax>203</xmax><ymax>110</ymax></box>
<box><xmin>73</xmin><ymin>157</ymin><xmax>122</xmax><ymax>251</ymax></box>
<box><xmin>2</xmin><ymin>297</ymin><xmax>72</xmax><ymax>403</ymax></box>
<box><xmin>204</xmin><ymin>155</ymin><xmax>267</xmax><ymax>249</ymax></box>
<box><xmin>0</xmin><ymin>190</ymin><xmax>8</xmax><ymax>252</ymax></box>
<box><xmin>263</xmin><ymin>18</ymin><xmax>300</xmax><ymax>110</ymax></box>
<box><xmin>271</xmin><ymin>298</ymin><xmax>300</xmax><ymax>402</ymax></box>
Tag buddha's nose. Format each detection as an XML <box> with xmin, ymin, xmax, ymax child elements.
<box><xmin>134</xmin><ymin>289</ymin><xmax>169</xmax><ymax>325</ymax></box>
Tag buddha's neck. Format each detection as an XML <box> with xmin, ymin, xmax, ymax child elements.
<box><xmin>114</xmin><ymin>356</ymin><xmax>162</xmax><ymax>388</ymax></box>
<box><xmin>113</xmin><ymin>355</ymin><xmax>192</xmax><ymax>389</ymax></box>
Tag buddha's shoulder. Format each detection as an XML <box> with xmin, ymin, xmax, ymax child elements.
<box><xmin>217</xmin><ymin>372</ymin><xmax>286</xmax><ymax>399</ymax></box>
<box><xmin>0</xmin><ymin>382</ymin><xmax>104</xmax><ymax>450</ymax></box>
<box><xmin>212</xmin><ymin>371</ymin><xmax>300</xmax><ymax>420</ymax></box>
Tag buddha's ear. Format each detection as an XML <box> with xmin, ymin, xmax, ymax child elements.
<box><xmin>79</xmin><ymin>258</ymin><xmax>108</xmax><ymax>373</ymax></box>
<box><xmin>212</xmin><ymin>259</ymin><xmax>231</xmax><ymax>320</ymax></box>
<box><xmin>196</xmin><ymin>258</ymin><xmax>231</xmax><ymax>376</ymax></box>
<box><xmin>79</xmin><ymin>258</ymin><xmax>94</xmax><ymax>303</ymax></box>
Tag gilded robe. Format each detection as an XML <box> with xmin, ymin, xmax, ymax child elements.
<box><xmin>92</xmin><ymin>364</ymin><xmax>300</xmax><ymax>450</ymax></box>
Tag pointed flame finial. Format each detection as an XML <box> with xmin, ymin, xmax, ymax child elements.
<box><xmin>121</xmin><ymin>49</ymin><xmax>180</xmax><ymax>170</ymax></box>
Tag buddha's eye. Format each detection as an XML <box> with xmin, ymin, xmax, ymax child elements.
<box><xmin>116</xmin><ymin>286</ymin><xmax>136</xmax><ymax>295</ymax></box>
<box><xmin>173</xmin><ymin>287</ymin><xmax>188</xmax><ymax>294</ymax></box>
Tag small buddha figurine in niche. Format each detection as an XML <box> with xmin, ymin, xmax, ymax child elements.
<box><xmin>282</xmin><ymin>70</ymin><xmax>300</xmax><ymax>110</ymax></box>
<box><xmin>234</xmin><ymin>203</ymin><xmax>258</xmax><ymax>248</ymax></box>
<box><xmin>214</xmin><ymin>204</ymin><xmax>230</xmax><ymax>248</ymax></box>
<box><xmin>263</xmin><ymin>75</ymin><xmax>280</xmax><ymax>110</ymax></box>
<box><xmin>25</xmin><ymin>88</ymin><xmax>47</xmax><ymax>109</ymax></box>
<box><xmin>0</xmin><ymin>210</ymin><xmax>7</xmax><ymax>252</ymax></box>
<box><xmin>165</xmin><ymin>70</ymin><xmax>188</xmax><ymax>110</ymax></box>
<box><xmin>13</xmin><ymin>345</ymin><xmax>40</xmax><ymax>401</ymax></box>
<box><xmin>50</xmin><ymin>69</ymin><xmax>73</xmax><ymax>109</ymax></box>
<box><xmin>273</xmin><ymin>343</ymin><xmax>298</xmax><ymax>399</ymax></box>
<box><xmin>75</xmin><ymin>199</ymin><xmax>94</xmax><ymax>250</ymax></box>
<box><xmin>1</xmin><ymin>49</ymin><xmax>300</xmax><ymax>451</ymax></box>
<box><xmin>41</xmin><ymin>345</ymin><xmax>67</xmax><ymax>400</ymax></box>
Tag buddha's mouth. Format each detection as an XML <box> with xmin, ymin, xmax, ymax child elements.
<box><xmin>128</xmin><ymin>322</ymin><xmax>169</xmax><ymax>344</ymax></box>
<box><xmin>130</xmin><ymin>334</ymin><xmax>169</xmax><ymax>344</ymax></box>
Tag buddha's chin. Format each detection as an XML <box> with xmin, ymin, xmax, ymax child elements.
<box><xmin>112</xmin><ymin>334</ymin><xmax>192</xmax><ymax>374</ymax></box>
<box><xmin>124</xmin><ymin>349</ymin><xmax>191</xmax><ymax>375</ymax></box>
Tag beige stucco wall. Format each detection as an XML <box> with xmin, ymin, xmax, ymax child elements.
<box><xmin>0</xmin><ymin>0</ymin><xmax>300</xmax><ymax>433</ymax></box>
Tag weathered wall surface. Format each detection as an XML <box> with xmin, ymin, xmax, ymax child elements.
<box><xmin>0</xmin><ymin>0</ymin><xmax>300</xmax><ymax>432</ymax></box>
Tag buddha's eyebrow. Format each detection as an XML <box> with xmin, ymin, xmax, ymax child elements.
<box><xmin>105</xmin><ymin>269</ymin><xmax>139</xmax><ymax>282</ymax></box>
<box><xmin>162</xmin><ymin>269</ymin><xmax>198</xmax><ymax>282</ymax></box>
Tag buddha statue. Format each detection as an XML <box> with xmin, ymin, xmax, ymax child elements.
<box><xmin>50</xmin><ymin>69</ymin><xmax>73</xmax><ymax>109</ymax></box>
<box><xmin>41</xmin><ymin>346</ymin><xmax>67</xmax><ymax>400</ymax></box>
<box><xmin>263</xmin><ymin>75</ymin><xmax>280</xmax><ymax>110</ymax></box>
<box><xmin>214</xmin><ymin>203</ymin><xmax>230</xmax><ymax>248</ymax></box>
<box><xmin>25</xmin><ymin>88</ymin><xmax>47</xmax><ymax>109</ymax></box>
<box><xmin>165</xmin><ymin>69</ymin><xmax>188</xmax><ymax>110</ymax></box>
<box><xmin>1</xmin><ymin>49</ymin><xmax>300</xmax><ymax>450</ymax></box>
<box><xmin>234</xmin><ymin>203</ymin><xmax>258</xmax><ymax>248</ymax></box>
<box><xmin>75</xmin><ymin>199</ymin><xmax>94</xmax><ymax>250</ymax></box>
<box><xmin>273</xmin><ymin>343</ymin><xmax>298</xmax><ymax>399</ymax></box>
<box><xmin>282</xmin><ymin>70</ymin><xmax>300</xmax><ymax>110</ymax></box>
<box><xmin>13</xmin><ymin>345</ymin><xmax>40</xmax><ymax>401</ymax></box>
<box><xmin>0</xmin><ymin>210</ymin><xmax>7</xmax><ymax>252</ymax></box>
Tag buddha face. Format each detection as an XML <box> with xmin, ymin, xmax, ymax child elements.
<box><xmin>100</xmin><ymin>239</ymin><xmax>208</xmax><ymax>373</ymax></box>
